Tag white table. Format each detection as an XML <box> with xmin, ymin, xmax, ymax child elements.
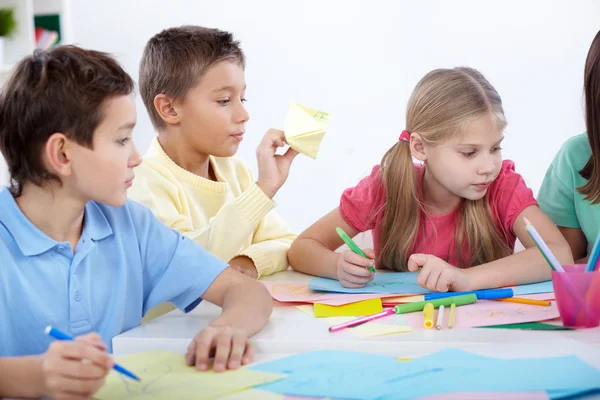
<box><xmin>113</xmin><ymin>271</ymin><xmax>600</xmax><ymax>359</ymax></box>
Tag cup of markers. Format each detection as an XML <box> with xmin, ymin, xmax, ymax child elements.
<box><xmin>552</xmin><ymin>264</ymin><xmax>600</xmax><ymax>328</ymax></box>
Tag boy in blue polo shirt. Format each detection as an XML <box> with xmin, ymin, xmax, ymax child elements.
<box><xmin>0</xmin><ymin>46</ymin><xmax>272</xmax><ymax>400</ymax></box>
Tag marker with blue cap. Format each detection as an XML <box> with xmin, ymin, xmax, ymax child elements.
<box><xmin>45</xmin><ymin>326</ymin><xmax>140</xmax><ymax>381</ymax></box>
<box><xmin>424</xmin><ymin>288</ymin><xmax>514</xmax><ymax>301</ymax></box>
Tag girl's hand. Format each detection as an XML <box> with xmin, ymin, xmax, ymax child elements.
<box><xmin>336</xmin><ymin>249</ymin><xmax>376</xmax><ymax>288</ymax></box>
<box><xmin>407</xmin><ymin>254</ymin><xmax>471</xmax><ymax>292</ymax></box>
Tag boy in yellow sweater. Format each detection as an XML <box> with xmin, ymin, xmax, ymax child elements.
<box><xmin>129</xmin><ymin>26</ymin><xmax>298</xmax><ymax>319</ymax></box>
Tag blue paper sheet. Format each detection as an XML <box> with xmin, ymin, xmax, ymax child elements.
<box><xmin>251</xmin><ymin>349</ymin><xmax>600</xmax><ymax>400</ymax></box>
<box><xmin>308</xmin><ymin>272</ymin><xmax>430</xmax><ymax>294</ymax></box>
<box><xmin>308</xmin><ymin>273</ymin><xmax>555</xmax><ymax>296</ymax></box>
<box><xmin>512</xmin><ymin>280</ymin><xmax>554</xmax><ymax>295</ymax></box>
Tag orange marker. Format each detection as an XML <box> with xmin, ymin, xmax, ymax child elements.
<box><xmin>495</xmin><ymin>298</ymin><xmax>551</xmax><ymax>307</ymax></box>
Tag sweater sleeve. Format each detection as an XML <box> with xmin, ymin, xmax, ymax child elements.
<box><xmin>128</xmin><ymin>161</ymin><xmax>275</xmax><ymax>263</ymax></box>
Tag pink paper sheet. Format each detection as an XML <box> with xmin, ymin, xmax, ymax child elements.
<box><xmin>401</xmin><ymin>299</ymin><xmax>560</xmax><ymax>329</ymax></box>
<box><xmin>262</xmin><ymin>281</ymin><xmax>556</xmax><ymax>306</ymax></box>
<box><xmin>262</xmin><ymin>281</ymin><xmax>398</xmax><ymax>305</ymax></box>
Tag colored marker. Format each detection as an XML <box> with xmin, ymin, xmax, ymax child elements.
<box><xmin>424</xmin><ymin>288</ymin><xmax>514</xmax><ymax>301</ymax></box>
<box><xmin>523</xmin><ymin>217</ymin><xmax>564</xmax><ymax>272</ymax></box>
<box><xmin>436</xmin><ymin>305</ymin><xmax>445</xmax><ymax>330</ymax></box>
<box><xmin>394</xmin><ymin>294</ymin><xmax>477</xmax><ymax>314</ymax></box>
<box><xmin>585</xmin><ymin>233</ymin><xmax>600</xmax><ymax>272</ymax></box>
<box><xmin>495</xmin><ymin>298</ymin><xmax>551</xmax><ymax>307</ymax></box>
<box><xmin>448</xmin><ymin>303</ymin><xmax>456</xmax><ymax>329</ymax></box>
<box><xmin>524</xmin><ymin>217</ymin><xmax>592</xmax><ymax>324</ymax></box>
<box><xmin>336</xmin><ymin>227</ymin><xmax>376</xmax><ymax>273</ymax></box>
<box><xmin>328</xmin><ymin>308</ymin><xmax>394</xmax><ymax>332</ymax></box>
<box><xmin>423</xmin><ymin>303</ymin><xmax>434</xmax><ymax>329</ymax></box>
<box><xmin>331</xmin><ymin>294</ymin><xmax>477</xmax><ymax>333</ymax></box>
<box><xmin>45</xmin><ymin>326</ymin><xmax>140</xmax><ymax>381</ymax></box>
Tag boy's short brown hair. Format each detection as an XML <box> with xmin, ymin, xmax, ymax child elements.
<box><xmin>0</xmin><ymin>46</ymin><xmax>134</xmax><ymax>196</ymax></box>
<box><xmin>139</xmin><ymin>25</ymin><xmax>245</xmax><ymax>130</ymax></box>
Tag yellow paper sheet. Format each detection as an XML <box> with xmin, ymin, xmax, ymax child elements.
<box><xmin>295</xmin><ymin>305</ymin><xmax>412</xmax><ymax>338</ymax></box>
<box><xmin>94</xmin><ymin>351</ymin><xmax>285</xmax><ymax>400</ymax></box>
<box><xmin>283</xmin><ymin>102</ymin><xmax>329</xmax><ymax>159</ymax></box>
<box><xmin>314</xmin><ymin>298</ymin><xmax>383</xmax><ymax>318</ymax></box>
<box><xmin>382</xmin><ymin>295</ymin><xmax>425</xmax><ymax>304</ymax></box>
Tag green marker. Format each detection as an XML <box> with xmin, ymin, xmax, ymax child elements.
<box><xmin>393</xmin><ymin>294</ymin><xmax>477</xmax><ymax>314</ymax></box>
<box><xmin>336</xmin><ymin>227</ymin><xmax>376</xmax><ymax>273</ymax></box>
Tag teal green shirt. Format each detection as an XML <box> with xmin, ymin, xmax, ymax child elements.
<box><xmin>538</xmin><ymin>133</ymin><xmax>600</xmax><ymax>255</ymax></box>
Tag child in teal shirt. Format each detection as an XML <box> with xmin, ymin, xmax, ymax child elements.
<box><xmin>538</xmin><ymin>30</ymin><xmax>600</xmax><ymax>261</ymax></box>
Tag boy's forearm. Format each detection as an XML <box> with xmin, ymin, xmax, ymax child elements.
<box><xmin>288</xmin><ymin>238</ymin><xmax>339</xmax><ymax>279</ymax></box>
<box><xmin>209</xmin><ymin>281</ymin><xmax>273</xmax><ymax>336</ymax></box>
<box><xmin>0</xmin><ymin>356</ymin><xmax>46</xmax><ymax>398</ymax></box>
<box><xmin>466</xmin><ymin>242</ymin><xmax>573</xmax><ymax>290</ymax></box>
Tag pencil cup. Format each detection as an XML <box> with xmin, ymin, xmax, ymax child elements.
<box><xmin>552</xmin><ymin>264</ymin><xmax>600</xmax><ymax>328</ymax></box>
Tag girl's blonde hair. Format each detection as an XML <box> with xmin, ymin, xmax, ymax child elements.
<box><xmin>376</xmin><ymin>67</ymin><xmax>513</xmax><ymax>271</ymax></box>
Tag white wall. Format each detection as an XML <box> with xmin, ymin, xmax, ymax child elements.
<box><xmin>65</xmin><ymin>0</ymin><xmax>597</xmax><ymax>232</ymax></box>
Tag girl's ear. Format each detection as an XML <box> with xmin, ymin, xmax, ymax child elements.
<box><xmin>410</xmin><ymin>132</ymin><xmax>427</xmax><ymax>161</ymax></box>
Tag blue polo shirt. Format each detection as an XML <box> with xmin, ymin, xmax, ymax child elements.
<box><xmin>0</xmin><ymin>187</ymin><xmax>228</xmax><ymax>356</ymax></box>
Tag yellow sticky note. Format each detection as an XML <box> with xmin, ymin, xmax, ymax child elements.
<box><xmin>95</xmin><ymin>351</ymin><xmax>285</xmax><ymax>400</ymax></box>
<box><xmin>352</xmin><ymin>323</ymin><xmax>412</xmax><ymax>338</ymax></box>
<box><xmin>295</xmin><ymin>304</ymin><xmax>315</xmax><ymax>316</ymax></box>
<box><xmin>284</xmin><ymin>102</ymin><xmax>329</xmax><ymax>159</ymax></box>
<box><xmin>314</xmin><ymin>298</ymin><xmax>383</xmax><ymax>318</ymax></box>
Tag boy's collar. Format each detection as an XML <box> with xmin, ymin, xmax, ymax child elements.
<box><xmin>0</xmin><ymin>187</ymin><xmax>113</xmax><ymax>256</ymax></box>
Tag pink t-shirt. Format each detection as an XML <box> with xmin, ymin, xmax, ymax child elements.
<box><xmin>339</xmin><ymin>160</ymin><xmax>538</xmax><ymax>268</ymax></box>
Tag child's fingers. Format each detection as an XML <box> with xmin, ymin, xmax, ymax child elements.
<box><xmin>261</xmin><ymin>129</ymin><xmax>286</xmax><ymax>149</ymax></box>
<box><xmin>49</xmin><ymin>376</ymin><xmax>100</xmax><ymax>399</ymax></box>
<box><xmin>242</xmin><ymin>341</ymin><xmax>255</xmax><ymax>365</ymax></box>
<box><xmin>424</xmin><ymin>268</ymin><xmax>442</xmax><ymax>291</ymax></box>
<box><xmin>193</xmin><ymin>333</ymin><xmax>216</xmax><ymax>371</ymax></box>
<box><xmin>342</xmin><ymin>262</ymin><xmax>374</xmax><ymax>278</ymax></box>
<box><xmin>435</xmin><ymin>272</ymin><xmax>451</xmax><ymax>292</ymax></box>
<box><xmin>407</xmin><ymin>254</ymin><xmax>429</xmax><ymax>272</ymax></box>
<box><xmin>416</xmin><ymin>265</ymin><xmax>431</xmax><ymax>287</ymax></box>
<box><xmin>340</xmin><ymin>279</ymin><xmax>369</xmax><ymax>288</ymax></box>
<box><xmin>344</xmin><ymin>251</ymin><xmax>374</xmax><ymax>269</ymax></box>
<box><xmin>363</xmin><ymin>248</ymin><xmax>376</xmax><ymax>260</ymax></box>
<box><xmin>212</xmin><ymin>331</ymin><xmax>234</xmax><ymax>372</ymax></box>
<box><xmin>55</xmin><ymin>341</ymin><xmax>113</xmax><ymax>370</ymax></box>
<box><xmin>75</xmin><ymin>333</ymin><xmax>107</xmax><ymax>351</ymax></box>
<box><xmin>51</xmin><ymin>393</ymin><xmax>87</xmax><ymax>400</ymax></box>
<box><xmin>282</xmin><ymin>147</ymin><xmax>299</xmax><ymax>162</ymax></box>
<box><xmin>226</xmin><ymin>333</ymin><xmax>247</xmax><ymax>370</ymax></box>
<box><xmin>61</xmin><ymin>358</ymin><xmax>110</xmax><ymax>380</ymax></box>
<box><xmin>185</xmin><ymin>337</ymin><xmax>198</xmax><ymax>366</ymax></box>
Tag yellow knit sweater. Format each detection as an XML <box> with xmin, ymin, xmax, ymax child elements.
<box><xmin>129</xmin><ymin>138</ymin><xmax>296</xmax><ymax>320</ymax></box>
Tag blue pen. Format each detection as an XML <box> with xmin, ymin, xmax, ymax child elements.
<box><xmin>585</xmin><ymin>233</ymin><xmax>600</xmax><ymax>272</ymax></box>
<box><xmin>45</xmin><ymin>326</ymin><xmax>140</xmax><ymax>381</ymax></box>
<box><xmin>424</xmin><ymin>288</ymin><xmax>514</xmax><ymax>301</ymax></box>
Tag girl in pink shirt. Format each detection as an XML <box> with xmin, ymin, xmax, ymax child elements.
<box><xmin>288</xmin><ymin>67</ymin><xmax>572</xmax><ymax>291</ymax></box>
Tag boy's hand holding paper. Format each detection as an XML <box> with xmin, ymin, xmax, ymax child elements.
<box><xmin>256</xmin><ymin>129</ymin><xmax>299</xmax><ymax>198</ymax></box>
<box><xmin>283</xmin><ymin>102</ymin><xmax>329</xmax><ymax>159</ymax></box>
